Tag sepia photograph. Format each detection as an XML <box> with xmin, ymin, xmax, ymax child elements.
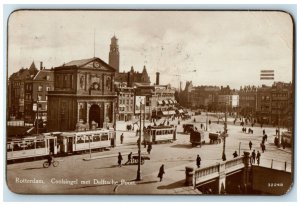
<box><xmin>5</xmin><ymin>10</ymin><xmax>294</xmax><ymax>195</ymax></box>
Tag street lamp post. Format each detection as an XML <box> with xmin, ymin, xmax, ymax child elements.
<box><xmin>136</xmin><ymin>100</ymin><xmax>142</xmax><ymax>181</ymax></box>
<box><xmin>222</xmin><ymin>103</ymin><xmax>227</xmax><ymax>161</ymax></box>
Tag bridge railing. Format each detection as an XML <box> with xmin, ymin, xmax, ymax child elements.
<box><xmin>186</xmin><ymin>156</ymin><xmax>246</xmax><ymax>188</ymax></box>
<box><xmin>225</xmin><ymin>156</ymin><xmax>244</xmax><ymax>169</ymax></box>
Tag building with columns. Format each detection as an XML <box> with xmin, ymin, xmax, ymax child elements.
<box><xmin>47</xmin><ymin>57</ymin><xmax>117</xmax><ymax>132</ymax></box>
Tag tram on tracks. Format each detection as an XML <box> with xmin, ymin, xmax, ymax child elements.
<box><xmin>7</xmin><ymin>133</ymin><xmax>59</xmax><ymax>161</ymax></box>
<box><xmin>7</xmin><ymin>129</ymin><xmax>115</xmax><ymax>161</ymax></box>
<box><xmin>143</xmin><ymin>125</ymin><xmax>177</xmax><ymax>144</ymax></box>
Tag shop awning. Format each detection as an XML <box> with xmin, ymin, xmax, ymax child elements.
<box><xmin>168</xmin><ymin>110</ymin><xmax>176</xmax><ymax>115</ymax></box>
<box><xmin>178</xmin><ymin>109</ymin><xmax>184</xmax><ymax>113</ymax></box>
<box><xmin>162</xmin><ymin>111</ymin><xmax>169</xmax><ymax>115</ymax></box>
<box><xmin>163</xmin><ymin>100</ymin><xmax>169</xmax><ymax>105</ymax></box>
<box><xmin>158</xmin><ymin>100</ymin><xmax>163</xmax><ymax>105</ymax></box>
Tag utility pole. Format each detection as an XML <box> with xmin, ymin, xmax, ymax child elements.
<box><xmin>136</xmin><ymin>100</ymin><xmax>142</xmax><ymax>181</ymax></box>
<box><xmin>36</xmin><ymin>95</ymin><xmax>39</xmax><ymax>135</ymax></box>
<box><xmin>222</xmin><ymin>103</ymin><xmax>227</xmax><ymax>161</ymax></box>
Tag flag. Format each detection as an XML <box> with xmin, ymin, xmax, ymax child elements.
<box><xmin>260</xmin><ymin>70</ymin><xmax>274</xmax><ymax>80</ymax></box>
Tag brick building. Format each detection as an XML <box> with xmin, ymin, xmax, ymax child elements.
<box><xmin>8</xmin><ymin>62</ymin><xmax>39</xmax><ymax>119</ymax></box>
<box><xmin>24</xmin><ymin>67</ymin><xmax>54</xmax><ymax>123</ymax></box>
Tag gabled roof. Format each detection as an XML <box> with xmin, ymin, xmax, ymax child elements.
<box><xmin>63</xmin><ymin>57</ymin><xmax>96</xmax><ymax>67</ymax></box>
<box><xmin>33</xmin><ymin>69</ymin><xmax>54</xmax><ymax>81</ymax></box>
<box><xmin>61</xmin><ymin>57</ymin><xmax>116</xmax><ymax>72</ymax></box>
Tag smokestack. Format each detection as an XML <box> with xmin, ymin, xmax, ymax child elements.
<box><xmin>156</xmin><ymin>72</ymin><xmax>160</xmax><ymax>85</ymax></box>
<box><xmin>127</xmin><ymin>72</ymin><xmax>131</xmax><ymax>87</ymax></box>
<box><xmin>40</xmin><ymin>62</ymin><xmax>43</xmax><ymax>70</ymax></box>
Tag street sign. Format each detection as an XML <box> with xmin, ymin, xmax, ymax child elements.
<box><xmin>134</xmin><ymin>96</ymin><xmax>145</xmax><ymax>115</ymax></box>
<box><xmin>33</xmin><ymin>103</ymin><xmax>37</xmax><ymax>111</ymax></box>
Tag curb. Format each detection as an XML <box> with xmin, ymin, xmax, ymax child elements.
<box><xmin>83</xmin><ymin>151</ymin><xmax>148</xmax><ymax>161</ymax></box>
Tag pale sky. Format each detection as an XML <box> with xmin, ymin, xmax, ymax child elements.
<box><xmin>8</xmin><ymin>10</ymin><xmax>293</xmax><ymax>89</ymax></box>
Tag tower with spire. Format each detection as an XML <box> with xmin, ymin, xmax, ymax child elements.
<box><xmin>109</xmin><ymin>35</ymin><xmax>120</xmax><ymax>72</ymax></box>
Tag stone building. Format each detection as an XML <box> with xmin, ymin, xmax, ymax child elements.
<box><xmin>47</xmin><ymin>57</ymin><xmax>117</xmax><ymax>132</ymax></box>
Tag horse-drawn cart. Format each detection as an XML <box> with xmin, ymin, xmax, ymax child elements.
<box><xmin>126</xmin><ymin>155</ymin><xmax>150</xmax><ymax>165</ymax></box>
<box><xmin>208</xmin><ymin>132</ymin><xmax>222</xmax><ymax>144</ymax></box>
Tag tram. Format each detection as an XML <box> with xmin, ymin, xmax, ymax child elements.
<box><xmin>281</xmin><ymin>131</ymin><xmax>292</xmax><ymax>147</ymax></box>
<box><xmin>7</xmin><ymin>134</ymin><xmax>58</xmax><ymax>161</ymax></box>
<box><xmin>6</xmin><ymin>129</ymin><xmax>115</xmax><ymax>161</ymax></box>
<box><xmin>143</xmin><ymin>125</ymin><xmax>177</xmax><ymax>144</ymax></box>
<box><xmin>56</xmin><ymin>129</ymin><xmax>115</xmax><ymax>154</ymax></box>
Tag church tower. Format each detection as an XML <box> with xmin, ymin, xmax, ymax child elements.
<box><xmin>109</xmin><ymin>35</ymin><xmax>120</xmax><ymax>72</ymax></box>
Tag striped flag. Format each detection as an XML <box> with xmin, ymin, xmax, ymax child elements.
<box><xmin>260</xmin><ymin>70</ymin><xmax>274</xmax><ymax>80</ymax></box>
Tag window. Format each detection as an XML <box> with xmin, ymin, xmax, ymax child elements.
<box><xmin>101</xmin><ymin>134</ymin><xmax>109</xmax><ymax>141</ymax></box>
<box><xmin>45</xmin><ymin>96</ymin><xmax>48</xmax><ymax>101</ymax></box>
<box><xmin>38</xmin><ymin>85</ymin><xmax>43</xmax><ymax>91</ymax></box>
<box><xmin>36</xmin><ymin>140</ymin><xmax>45</xmax><ymax>148</ymax></box>
<box><xmin>38</xmin><ymin>95</ymin><xmax>42</xmax><ymax>101</ymax></box>
<box><xmin>46</xmin><ymin>86</ymin><xmax>51</xmax><ymax>91</ymax></box>
<box><xmin>46</xmin><ymin>75</ymin><xmax>50</xmax><ymax>81</ymax></box>
<box><xmin>76</xmin><ymin>136</ymin><xmax>84</xmax><ymax>144</ymax></box>
<box><xmin>93</xmin><ymin>135</ymin><xmax>100</xmax><ymax>142</ymax></box>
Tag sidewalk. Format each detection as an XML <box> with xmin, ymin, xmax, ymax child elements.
<box><xmin>115</xmin><ymin>162</ymin><xmax>202</xmax><ymax>195</ymax></box>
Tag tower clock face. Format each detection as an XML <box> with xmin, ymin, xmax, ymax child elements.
<box><xmin>93</xmin><ymin>61</ymin><xmax>100</xmax><ymax>68</ymax></box>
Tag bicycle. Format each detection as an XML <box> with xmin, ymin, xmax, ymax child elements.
<box><xmin>43</xmin><ymin>159</ymin><xmax>59</xmax><ymax>168</ymax></box>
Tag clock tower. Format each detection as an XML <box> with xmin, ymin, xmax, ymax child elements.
<box><xmin>109</xmin><ymin>35</ymin><xmax>120</xmax><ymax>72</ymax></box>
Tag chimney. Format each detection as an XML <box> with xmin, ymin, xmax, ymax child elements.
<box><xmin>40</xmin><ymin>62</ymin><xmax>43</xmax><ymax>70</ymax></box>
<box><xmin>127</xmin><ymin>72</ymin><xmax>132</xmax><ymax>87</ymax></box>
<box><xmin>156</xmin><ymin>72</ymin><xmax>160</xmax><ymax>85</ymax></box>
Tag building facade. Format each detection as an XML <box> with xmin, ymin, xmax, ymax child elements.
<box><xmin>270</xmin><ymin>82</ymin><xmax>293</xmax><ymax>128</ymax></box>
<box><xmin>24</xmin><ymin>68</ymin><xmax>54</xmax><ymax>123</ymax></box>
<box><xmin>239</xmin><ymin>86</ymin><xmax>257</xmax><ymax>117</ymax></box>
<box><xmin>47</xmin><ymin>57</ymin><xmax>117</xmax><ymax>132</ymax></box>
<box><xmin>8</xmin><ymin>62</ymin><xmax>39</xmax><ymax>120</ymax></box>
<box><xmin>115</xmin><ymin>82</ymin><xmax>134</xmax><ymax>121</ymax></box>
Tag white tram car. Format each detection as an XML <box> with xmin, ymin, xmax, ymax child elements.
<box><xmin>7</xmin><ymin>129</ymin><xmax>115</xmax><ymax>161</ymax></box>
<box><xmin>143</xmin><ymin>125</ymin><xmax>177</xmax><ymax>144</ymax></box>
<box><xmin>57</xmin><ymin>129</ymin><xmax>115</xmax><ymax>154</ymax></box>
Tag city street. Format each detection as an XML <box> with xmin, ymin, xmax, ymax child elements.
<box><xmin>6</xmin><ymin>112</ymin><xmax>292</xmax><ymax>195</ymax></box>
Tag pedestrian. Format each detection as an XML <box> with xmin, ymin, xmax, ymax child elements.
<box><xmin>251</xmin><ymin>150</ymin><xmax>256</xmax><ymax>164</ymax></box>
<box><xmin>125</xmin><ymin>152</ymin><xmax>132</xmax><ymax>165</ymax></box>
<box><xmin>262</xmin><ymin>143</ymin><xmax>266</xmax><ymax>153</ymax></box>
<box><xmin>120</xmin><ymin>133</ymin><xmax>124</xmax><ymax>144</ymax></box>
<box><xmin>200</xmin><ymin>123</ymin><xmax>203</xmax><ymax>129</ymax></box>
<box><xmin>263</xmin><ymin>129</ymin><xmax>265</xmax><ymax>135</ymax></box>
<box><xmin>147</xmin><ymin>143</ymin><xmax>152</xmax><ymax>154</ymax></box>
<box><xmin>209</xmin><ymin>120</ymin><xmax>211</xmax><ymax>125</ymax></box>
<box><xmin>118</xmin><ymin>152</ymin><xmax>123</xmax><ymax>167</ymax></box>
<box><xmin>196</xmin><ymin>154</ymin><xmax>201</xmax><ymax>168</ymax></box>
<box><xmin>233</xmin><ymin>151</ymin><xmax>238</xmax><ymax>158</ymax></box>
<box><xmin>249</xmin><ymin>141</ymin><xmax>252</xmax><ymax>150</ymax></box>
<box><xmin>157</xmin><ymin>164</ymin><xmax>165</xmax><ymax>182</ymax></box>
<box><xmin>256</xmin><ymin>151</ymin><xmax>261</xmax><ymax>166</ymax></box>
